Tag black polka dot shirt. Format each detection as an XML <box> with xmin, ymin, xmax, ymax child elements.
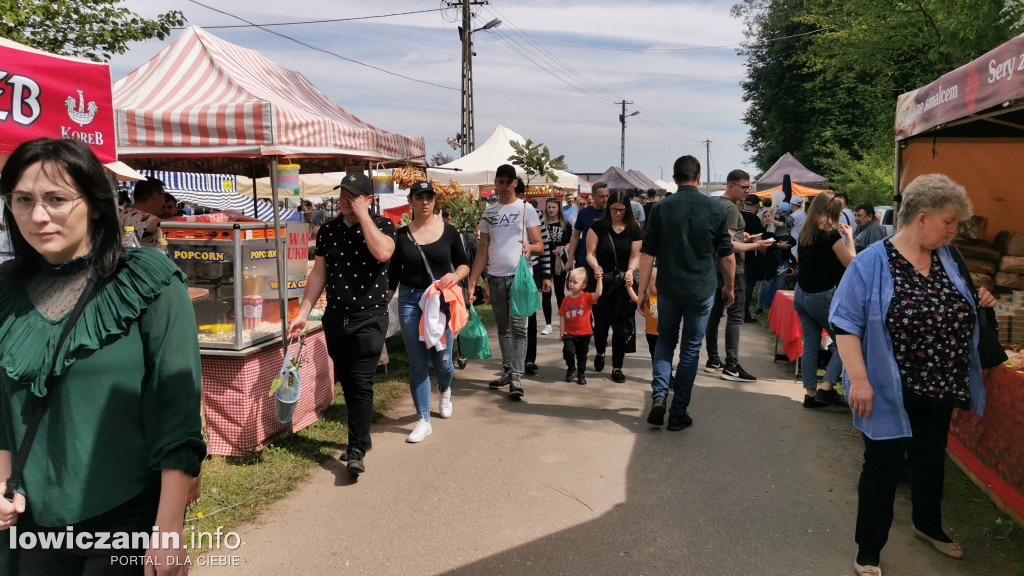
<box><xmin>316</xmin><ymin>214</ymin><xmax>397</xmax><ymax>315</ymax></box>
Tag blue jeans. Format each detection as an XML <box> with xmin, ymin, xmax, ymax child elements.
<box><xmin>792</xmin><ymin>285</ymin><xmax>843</xmax><ymax>390</ymax></box>
<box><xmin>652</xmin><ymin>292</ymin><xmax>716</xmax><ymax>416</ymax></box>
<box><xmin>758</xmin><ymin>263</ymin><xmax>788</xmax><ymax>311</ymax></box>
<box><xmin>398</xmin><ymin>285</ymin><xmax>455</xmax><ymax>420</ymax></box>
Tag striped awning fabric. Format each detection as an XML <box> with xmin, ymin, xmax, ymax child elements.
<box><xmin>113</xmin><ymin>26</ymin><xmax>424</xmax><ymax>163</ymax></box>
<box><xmin>130</xmin><ymin>170</ymin><xmax>303</xmax><ymax>223</ymax></box>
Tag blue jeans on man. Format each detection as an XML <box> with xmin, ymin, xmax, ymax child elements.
<box><xmin>651</xmin><ymin>293</ymin><xmax>716</xmax><ymax>415</ymax></box>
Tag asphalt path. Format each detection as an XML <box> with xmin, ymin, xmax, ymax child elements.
<box><xmin>199</xmin><ymin>314</ymin><xmax>1015</xmax><ymax>576</ymax></box>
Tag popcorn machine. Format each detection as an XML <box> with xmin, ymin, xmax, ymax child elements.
<box><xmin>160</xmin><ymin>221</ymin><xmax>307</xmax><ymax>350</ymax></box>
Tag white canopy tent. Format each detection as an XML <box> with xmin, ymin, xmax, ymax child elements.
<box><xmin>426</xmin><ymin>125</ymin><xmax>579</xmax><ymax>192</ymax></box>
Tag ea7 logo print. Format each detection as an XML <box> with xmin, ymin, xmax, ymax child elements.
<box><xmin>65</xmin><ymin>90</ymin><xmax>98</xmax><ymax>127</ymax></box>
<box><xmin>496</xmin><ymin>214</ymin><xmax>521</xmax><ymax>226</ymax></box>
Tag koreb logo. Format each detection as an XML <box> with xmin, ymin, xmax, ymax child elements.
<box><xmin>65</xmin><ymin>89</ymin><xmax>98</xmax><ymax>127</ymax></box>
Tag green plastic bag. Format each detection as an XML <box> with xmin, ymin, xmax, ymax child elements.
<box><xmin>459</xmin><ymin>304</ymin><xmax>492</xmax><ymax>360</ymax></box>
<box><xmin>510</xmin><ymin>254</ymin><xmax>541</xmax><ymax>317</ymax></box>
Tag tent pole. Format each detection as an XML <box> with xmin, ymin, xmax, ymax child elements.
<box><xmin>252</xmin><ymin>162</ymin><xmax>259</xmax><ymax>218</ymax></box>
<box><xmin>270</xmin><ymin>158</ymin><xmax>289</xmax><ymax>343</ymax></box>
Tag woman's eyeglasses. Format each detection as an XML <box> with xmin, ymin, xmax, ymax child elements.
<box><xmin>5</xmin><ymin>193</ymin><xmax>84</xmax><ymax>217</ymax></box>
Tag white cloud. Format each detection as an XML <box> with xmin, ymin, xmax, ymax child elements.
<box><xmin>109</xmin><ymin>0</ymin><xmax>756</xmax><ymax>181</ymax></box>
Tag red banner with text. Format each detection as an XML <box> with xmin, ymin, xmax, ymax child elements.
<box><xmin>896</xmin><ymin>33</ymin><xmax>1024</xmax><ymax>140</ymax></box>
<box><xmin>0</xmin><ymin>40</ymin><xmax>116</xmax><ymax>163</ymax></box>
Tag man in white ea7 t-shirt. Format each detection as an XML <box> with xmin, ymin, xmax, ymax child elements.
<box><xmin>467</xmin><ymin>164</ymin><xmax>544</xmax><ymax>399</ymax></box>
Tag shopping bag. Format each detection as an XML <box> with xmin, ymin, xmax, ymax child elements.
<box><xmin>510</xmin><ymin>255</ymin><xmax>541</xmax><ymax>317</ymax></box>
<box><xmin>460</xmin><ymin>304</ymin><xmax>492</xmax><ymax>359</ymax></box>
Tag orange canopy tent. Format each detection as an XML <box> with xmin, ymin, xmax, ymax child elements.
<box><xmin>755</xmin><ymin>182</ymin><xmax>829</xmax><ymax>199</ymax></box>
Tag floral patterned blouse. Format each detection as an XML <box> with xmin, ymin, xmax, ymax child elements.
<box><xmin>884</xmin><ymin>239</ymin><xmax>973</xmax><ymax>409</ymax></box>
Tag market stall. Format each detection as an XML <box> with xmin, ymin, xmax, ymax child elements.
<box><xmin>426</xmin><ymin>125</ymin><xmax>579</xmax><ymax>195</ymax></box>
<box><xmin>895</xmin><ymin>31</ymin><xmax>1024</xmax><ymax>523</ymax></box>
<box><xmin>112</xmin><ymin>26</ymin><xmax>425</xmax><ymax>454</ymax></box>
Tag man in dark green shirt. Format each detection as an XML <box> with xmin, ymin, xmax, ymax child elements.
<box><xmin>636</xmin><ymin>155</ymin><xmax>735</xmax><ymax>431</ymax></box>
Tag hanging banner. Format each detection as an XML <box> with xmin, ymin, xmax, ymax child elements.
<box><xmin>0</xmin><ymin>38</ymin><xmax>117</xmax><ymax>163</ymax></box>
<box><xmin>277</xmin><ymin>162</ymin><xmax>301</xmax><ymax>196</ymax></box>
<box><xmin>895</xmin><ymin>32</ymin><xmax>1024</xmax><ymax>140</ymax></box>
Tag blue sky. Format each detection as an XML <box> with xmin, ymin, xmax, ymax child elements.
<box><xmin>110</xmin><ymin>0</ymin><xmax>752</xmax><ymax>184</ymax></box>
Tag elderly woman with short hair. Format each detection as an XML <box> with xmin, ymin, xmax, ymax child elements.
<box><xmin>830</xmin><ymin>174</ymin><xmax>995</xmax><ymax>576</ymax></box>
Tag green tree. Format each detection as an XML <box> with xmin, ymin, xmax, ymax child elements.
<box><xmin>507</xmin><ymin>139</ymin><xmax>567</xmax><ymax>186</ymax></box>
<box><xmin>733</xmin><ymin>0</ymin><xmax>1024</xmax><ymax>182</ymax></box>
<box><xmin>0</xmin><ymin>0</ymin><xmax>185</xmax><ymax>62</ymax></box>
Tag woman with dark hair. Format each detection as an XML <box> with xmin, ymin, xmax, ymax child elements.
<box><xmin>831</xmin><ymin>174</ymin><xmax>993</xmax><ymax>575</ymax></box>
<box><xmin>0</xmin><ymin>138</ymin><xmax>205</xmax><ymax>574</ymax></box>
<box><xmin>541</xmin><ymin>196</ymin><xmax>571</xmax><ymax>335</ymax></box>
<box><xmin>586</xmin><ymin>189</ymin><xmax>642</xmax><ymax>382</ymax></box>
<box><xmin>387</xmin><ymin>182</ymin><xmax>469</xmax><ymax>443</ymax></box>
<box><xmin>793</xmin><ymin>189</ymin><xmax>856</xmax><ymax>408</ymax></box>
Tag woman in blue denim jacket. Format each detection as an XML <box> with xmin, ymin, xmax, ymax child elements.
<box><xmin>830</xmin><ymin>174</ymin><xmax>994</xmax><ymax>576</ymax></box>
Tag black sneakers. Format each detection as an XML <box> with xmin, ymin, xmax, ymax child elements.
<box><xmin>346</xmin><ymin>450</ymin><xmax>365</xmax><ymax>475</ymax></box>
<box><xmin>815</xmin><ymin>387</ymin><xmax>847</xmax><ymax>407</ymax></box>
<box><xmin>667</xmin><ymin>412</ymin><xmax>693</xmax><ymax>431</ymax></box>
<box><xmin>803</xmin><ymin>394</ymin><xmax>830</xmax><ymax>409</ymax></box>
<box><xmin>704</xmin><ymin>358</ymin><xmax>723</xmax><ymax>373</ymax></box>
<box><xmin>525</xmin><ymin>362</ymin><xmax>538</xmax><ymax>375</ymax></box>
<box><xmin>647</xmin><ymin>396</ymin><xmax>667</xmax><ymax>425</ymax></box>
<box><xmin>611</xmin><ymin>369</ymin><xmax>626</xmax><ymax>383</ymax></box>
<box><xmin>594</xmin><ymin>354</ymin><xmax>606</xmax><ymax>372</ymax></box>
<box><xmin>489</xmin><ymin>372</ymin><xmax>511</xmax><ymax>389</ymax></box>
<box><xmin>565</xmin><ymin>367</ymin><xmax>576</xmax><ymax>382</ymax></box>
<box><xmin>721</xmin><ymin>363</ymin><xmax>757</xmax><ymax>382</ymax></box>
<box><xmin>509</xmin><ymin>381</ymin><xmax>525</xmax><ymax>399</ymax></box>
<box><xmin>577</xmin><ymin>374</ymin><xmax>587</xmax><ymax>385</ymax></box>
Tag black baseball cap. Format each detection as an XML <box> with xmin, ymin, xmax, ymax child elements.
<box><xmin>744</xmin><ymin>193</ymin><xmax>760</xmax><ymax>205</ymax></box>
<box><xmin>410</xmin><ymin>181</ymin><xmax>435</xmax><ymax>195</ymax></box>
<box><xmin>333</xmin><ymin>173</ymin><xmax>373</xmax><ymax>196</ymax></box>
<box><xmin>495</xmin><ymin>164</ymin><xmax>517</xmax><ymax>180</ymax></box>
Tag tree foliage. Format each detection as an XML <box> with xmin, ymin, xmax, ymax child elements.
<box><xmin>733</xmin><ymin>0</ymin><xmax>1024</xmax><ymax>203</ymax></box>
<box><xmin>507</xmin><ymin>139</ymin><xmax>567</xmax><ymax>186</ymax></box>
<box><xmin>0</xmin><ymin>0</ymin><xmax>185</xmax><ymax>62</ymax></box>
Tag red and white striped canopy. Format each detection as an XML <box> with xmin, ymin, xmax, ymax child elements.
<box><xmin>113</xmin><ymin>26</ymin><xmax>424</xmax><ymax>165</ymax></box>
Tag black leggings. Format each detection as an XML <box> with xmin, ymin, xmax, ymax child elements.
<box><xmin>592</xmin><ymin>300</ymin><xmax>631</xmax><ymax>369</ymax></box>
<box><xmin>542</xmin><ymin>272</ymin><xmax>566</xmax><ymax>325</ymax></box>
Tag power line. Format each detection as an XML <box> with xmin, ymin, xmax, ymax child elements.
<box><xmin>506</xmin><ymin>26</ymin><xmax>838</xmax><ymax>52</ymax></box>
<box><xmin>479</xmin><ymin>6</ymin><xmax>693</xmax><ymax>145</ymax></box>
<box><xmin>186</xmin><ymin>0</ymin><xmax>458</xmax><ymax>91</ymax></box>
<box><xmin>174</xmin><ymin>8</ymin><xmax>445</xmax><ymax>29</ymax></box>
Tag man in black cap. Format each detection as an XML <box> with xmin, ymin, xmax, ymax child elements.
<box><xmin>740</xmin><ymin>193</ymin><xmax>766</xmax><ymax>322</ymax></box>
<box><xmin>289</xmin><ymin>172</ymin><xmax>396</xmax><ymax>476</ymax></box>
<box><xmin>467</xmin><ymin>164</ymin><xmax>545</xmax><ymax>399</ymax></box>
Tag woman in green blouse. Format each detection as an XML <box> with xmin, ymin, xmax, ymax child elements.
<box><xmin>0</xmin><ymin>138</ymin><xmax>205</xmax><ymax>575</ymax></box>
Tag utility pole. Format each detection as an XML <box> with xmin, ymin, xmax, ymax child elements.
<box><xmin>703</xmin><ymin>138</ymin><xmax>712</xmax><ymax>195</ymax></box>
<box><xmin>618</xmin><ymin>101</ymin><xmax>638</xmax><ymax>169</ymax></box>
<box><xmin>460</xmin><ymin>0</ymin><xmax>474</xmax><ymax>156</ymax></box>
<box><xmin>449</xmin><ymin>0</ymin><xmax>495</xmax><ymax>157</ymax></box>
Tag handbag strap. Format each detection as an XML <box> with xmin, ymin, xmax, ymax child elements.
<box><xmin>407</xmin><ymin>228</ymin><xmax>439</xmax><ymax>283</ymax></box>
<box><xmin>947</xmin><ymin>244</ymin><xmax>979</xmax><ymax>301</ymax></box>
<box><xmin>605</xmin><ymin>230</ymin><xmax>620</xmax><ymax>272</ymax></box>
<box><xmin>4</xmin><ymin>273</ymin><xmax>98</xmax><ymax>500</ymax></box>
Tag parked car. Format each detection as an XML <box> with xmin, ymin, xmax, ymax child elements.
<box><xmin>875</xmin><ymin>205</ymin><xmax>895</xmax><ymax>235</ymax></box>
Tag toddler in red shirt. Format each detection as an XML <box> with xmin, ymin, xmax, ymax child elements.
<box><xmin>559</xmin><ymin>267</ymin><xmax>603</xmax><ymax>385</ymax></box>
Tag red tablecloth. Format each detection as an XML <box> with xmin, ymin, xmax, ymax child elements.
<box><xmin>768</xmin><ymin>290</ymin><xmax>803</xmax><ymax>362</ymax></box>
<box><xmin>201</xmin><ymin>329</ymin><xmax>335</xmax><ymax>456</ymax></box>
<box><xmin>948</xmin><ymin>364</ymin><xmax>1024</xmax><ymax>523</ymax></box>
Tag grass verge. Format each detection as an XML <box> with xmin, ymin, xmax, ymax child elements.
<box><xmin>185</xmin><ymin>305</ymin><xmax>494</xmax><ymax>557</ymax></box>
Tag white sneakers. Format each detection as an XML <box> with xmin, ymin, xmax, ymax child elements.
<box><xmin>440</xmin><ymin>388</ymin><xmax>453</xmax><ymax>419</ymax></box>
<box><xmin>406</xmin><ymin>419</ymin><xmax>432</xmax><ymax>443</ymax></box>
<box><xmin>540</xmin><ymin>324</ymin><xmax>553</xmax><ymax>335</ymax></box>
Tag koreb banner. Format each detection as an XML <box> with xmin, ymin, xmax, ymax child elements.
<box><xmin>0</xmin><ymin>38</ymin><xmax>116</xmax><ymax>163</ymax></box>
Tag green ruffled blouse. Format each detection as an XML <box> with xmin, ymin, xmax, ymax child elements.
<box><xmin>0</xmin><ymin>249</ymin><xmax>206</xmax><ymax>527</ymax></box>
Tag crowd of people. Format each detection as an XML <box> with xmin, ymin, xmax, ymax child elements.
<box><xmin>0</xmin><ymin>137</ymin><xmax>994</xmax><ymax>575</ymax></box>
